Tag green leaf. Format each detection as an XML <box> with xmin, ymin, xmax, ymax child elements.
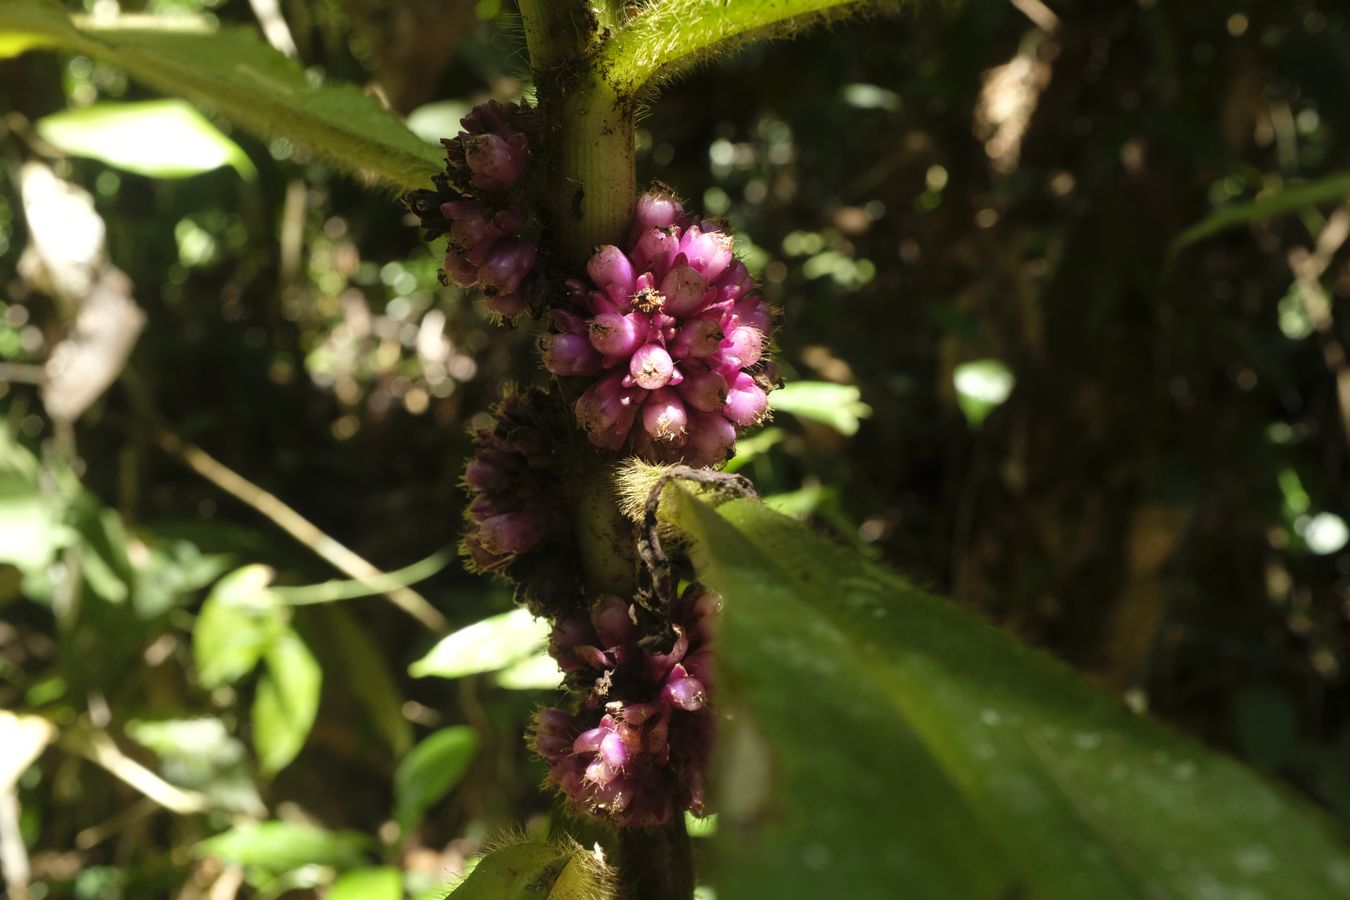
<box><xmin>0</xmin><ymin>0</ymin><xmax>442</xmax><ymax>191</ymax></box>
<box><xmin>409</xmin><ymin>608</ymin><xmax>550</xmax><ymax>680</ymax></box>
<box><xmin>666</xmin><ymin>490</ymin><xmax>1350</xmax><ymax>900</ymax></box>
<box><xmin>953</xmin><ymin>358</ymin><xmax>1015</xmax><ymax>426</ymax></box>
<box><xmin>492</xmin><ymin>652</ymin><xmax>563</xmax><ymax>690</ymax></box>
<box><xmin>193</xmin><ymin>565</ymin><xmax>286</xmax><ymax>689</ymax></box>
<box><xmin>196</xmin><ymin>821</ymin><xmax>369</xmax><ymax>873</ymax></box>
<box><xmin>125</xmin><ymin>717</ymin><xmax>265</xmax><ymax>817</ymax></box>
<box><xmin>1174</xmin><ymin>172</ymin><xmax>1350</xmax><ymax>250</ymax></box>
<box><xmin>448</xmin><ymin>841</ymin><xmax>610</xmax><ymax>899</ymax></box>
<box><xmin>394</xmin><ymin>726</ymin><xmax>479</xmax><ymax>832</ymax></box>
<box><xmin>329</xmin><ymin>867</ymin><xmax>403</xmax><ymax>900</ymax></box>
<box><xmin>36</xmin><ymin>100</ymin><xmax>255</xmax><ymax>180</ymax></box>
<box><xmin>252</xmin><ymin>629</ymin><xmax>322</xmax><ymax>776</ymax></box>
<box><xmin>768</xmin><ymin>381</ymin><xmax>871</xmax><ymax>436</ymax></box>
<box><xmin>0</xmin><ymin>427</ymin><xmax>71</xmax><ymax>572</ymax></box>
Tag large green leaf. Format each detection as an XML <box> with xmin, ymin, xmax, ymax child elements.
<box><xmin>252</xmin><ymin>629</ymin><xmax>322</xmax><ymax>776</ymax></box>
<box><xmin>447</xmin><ymin>841</ymin><xmax>611</xmax><ymax>899</ymax></box>
<box><xmin>0</xmin><ymin>0</ymin><xmax>442</xmax><ymax>191</ymax></box>
<box><xmin>394</xmin><ymin>726</ymin><xmax>479</xmax><ymax>833</ymax></box>
<box><xmin>36</xmin><ymin>100</ymin><xmax>256</xmax><ymax>180</ymax></box>
<box><xmin>196</xmin><ymin>821</ymin><xmax>369</xmax><ymax>873</ymax></box>
<box><xmin>328</xmin><ymin>867</ymin><xmax>403</xmax><ymax>900</ymax></box>
<box><xmin>666</xmin><ymin>489</ymin><xmax>1350</xmax><ymax>900</ymax></box>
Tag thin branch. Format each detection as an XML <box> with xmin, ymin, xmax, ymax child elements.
<box><xmin>154</xmin><ymin>428</ymin><xmax>450</xmax><ymax>634</ymax></box>
<box><xmin>66</xmin><ymin>729</ymin><xmax>211</xmax><ymax>815</ymax></box>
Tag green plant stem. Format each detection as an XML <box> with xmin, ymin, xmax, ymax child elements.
<box><xmin>602</xmin><ymin>0</ymin><xmax>883</xmax><ymax>96</ymax></box>
<box><xmin>548</xmin><ymin>71</ymin><xmax>637</xmax><ymax>266</ymax></box>
<box><xmin>576</xmin><ymin>466</ymin><xmax>639</xmax><ymax>597</ymax></box>
<box><xmin>617</xmin><ymin>816</ymin><xmax>695</xmax><ymax>900</ymax></box>
<box><xmin>516</xmin><ymin>0</ymin><xmax>592</xmax><ymax>70</ymax></box>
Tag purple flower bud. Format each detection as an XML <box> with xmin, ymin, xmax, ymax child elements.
<box><xmin>642</xmin><ymin>389</ymin><xmax>688</xmax><ymax>442</ymax></box>
<box><xmin>588</xmin><ymin>245</ymin><xmax>637</xmax><ymax>304</ymax></box>
<box><xmin>723</xmin><ymin>371</ymin><xmax>769</xmax><ymax>425</ymax></box>
<box><xmin>446</xmin><ymin>200</ymin><xmax>503</xmax><ymax>250</ymax></box>
<box><xmin>634</xmin><ymin>190</ymin><xmax>684</xmax><ymax>231</ymax></box>
<box><xmin>679</xmin><ymin>225</ymin><xmax>735</xmax><ymax>281</ymax></box>
<box><xmin>676</xmin><ymin>366</ymin><xmax>728</xmax><ymax>413</ymax></box>
<box><xmin>484</xmin><ymin>292</ymin><xmax>526</xmax><ymax>318</ymax></box>
<box><xmin>576</xmin><ymin>373</ymin><xmax>640</xmax><ymax>447</ymax></box>
<box><xmin>468</xmin><ymin>494</ymin><xmax>505</xmax><ymax>523</ymax></box>
<box><xmin>478</xmin><ymin>239</ymin><xmax>537</xmax><ymax>298</ymax></box>
<box><xmin>463</xmin><ymin>132</ymin><xmax>527</xmax><ymax>190</ymax></box>
<box><xmin>659</xmin><ymin>264</ymin><xmax>709</xmax><ymax>316</ymax></box>
<box><xmin>664</xmin><ymin>669</ymin><xmax>707</xmax><ymax>712</ymax></box>
<box><xmin>718</xmin><ymin>260</ymin><xmax>755</xmax><ymax>301</ymax></box>
<box><xmin>599</xmin><ymin>730</ymin><xmax>629</xmax><ymax>769</ymax></box>
<box><xmin>588</xmin><ymin>312</ymin><xmax>643</xmax><ymax>358</ymax></box>
<box><xmin>478</xmin><ymin>512</ymin><xmax>543</xmax><ymax>554</ymax></box>
<box><xmin>443</xmin><ymin>250</ymin><xmax>479</xmax><ymax>288</ymax></box>
<box><xmin>592</xmin><ymin>594</ymin><xmax>634</xmax><ymax>647</ymax></box>
<box><xmin>629</xmin><ymin>343</ymin><xmax>675</xmax><ymax>390</ymax></box>
<box><xmin>574</xmin><ymin>725</ymin><xmax>609</xmax><ymax>755</ymax></box>
<box><xmin>464</xmin><ymin>451</ymin><xmax>509</xmax><ymax>493</ymax></box>
<box><xmin>722</xmin><ymin>325</ymin><xmax>764</xmax><ymax>369</ymax></box>
<box><xmin>544</xmin><ymin>333</ymin><xmax>603</xmax><ymax>376</ymax></box>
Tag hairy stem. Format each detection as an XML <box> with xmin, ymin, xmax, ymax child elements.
<box><xmin>576</xmin><ymin>466</ymin><xmax>639</xmax><ymax>597</ymax></box>
<box><xmin>602</xmin><ymin>0</ymin><xmax>889</xmax><ymax>96</ymax></box>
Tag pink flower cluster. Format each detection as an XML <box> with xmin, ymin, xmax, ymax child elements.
<box><xmin>406</xmin><ymin>100</ymin><xmax>536</xmax><ymax>318</ymax></box>
<box><xmin>543</xmin><ymin>191</ymin><xmax>775</xmax><ymax>466</ymax></box>
<box><xmin>531</xmin><ymin>588</ymin><xmax>717</xmax><ymax>827</ymax></box>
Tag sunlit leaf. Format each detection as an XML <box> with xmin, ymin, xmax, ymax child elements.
<box><xmin>36</xmin><ymin>100</ymin><xmax>255</xmax><ymax>179</ymax></box>
<box><xmin>328</xmin><ymin>867</ymin><xmax>403</xmax><ymax>900</ymax></box>
<box><xmin>768</xmin><ymin>382</ymin><xmax>871</xmax><ymax>436</ymax></box>
<box><xmin>0</xmin><ymin>711</ymin><xmax>56</xmax><ymax>791</ymax></box>
<box><xmin>493</xmin><ymin>652</ymin><xmax>562</xmax><ymax>690</ymax></box>
<box><xmin>409</xmin><ymin>607</ymin><xmax>549</xmax><ymax>680</ymax></box>
<box><xmin>125</xmin><ymin>717</ymin><xmax>264</xmax><ymax>816</ymax></box>
<box><xmin>196</xmin><ymin>821</ymin><xmax>369</xmax><ymax>873</ymax></box>
<box><xmin>394</xmin><ymin>726</ymin><xmax>479</xmax><ymax>832</ymax></box>
<box><xmin>953</xmin><ymin>358</ymin><xmax>1014</xmax><ymax>425</ymax></box>
<box><xmin>405</xmin><ymin>100</ymin><xmax>471</xmax><ymax>144</ymax></box>
<box><xmin>0</xmin><ymin>427</ymin><xmax>71</xmax><ymax>572</ymax></box>
<box><xmin>252</xmin><ymin>629</ymin><xmax>322</xmax><ymax>776</ymax></box>
<box><xmin>664</xmin><ymin>489</ymin><xmax>1350</xmax><ymax>900</ymax></box>
<box><xmin>193</xmin><ymin>565</ymin><xmax>286</xmax><ymax>689</ymax></box>
<box><xmin>0</xmin><ymin>0</ymin><xmax>442</xmax><ymax>190</ymax></box>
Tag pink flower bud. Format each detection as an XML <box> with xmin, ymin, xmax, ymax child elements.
<box><xmin>588</xmin><ymin>312</ymin><xmax>643</xmax><ymax>358</ymax></box>
<box><xmin>670</xmin><ymin>316</ymin><xmax>723</xmax><ymax>358</ymax></box>
<box><xmin>633</xmin><ymin>227</ymin><xmax>680</xmax><ymax>276</ymax></box>
<box><xmin>722</xmin><ymin>325</ymin><xmax>764</xmax><ymax>369</ymax></box>
<box><xmin>659</xmin><ymin>264</ymin><xmax>709</xmax><ymax>316</ymax></box>
<box><xmin>676</xmin><ymin>365</ymin><xmax>728</xmax><ymax>413</ymax></box>
<box><xmin>483</xmin><ymin>292</ymin><xmax>526</xmax><ymax>318</ymax></box>
<box><xmin>588</xmin><ymin>245</ymin><xmax>636</xmax><ymax>303</ymax></box>
<box><xmin>723</xmin><ymin>371</ymin><xmax>769</xmax><ymax>425</ymax></box>
<box><xmin>685</xmin><ymin>412</ymin><xmax>737</xmax><ymax>467</ymax></box>
<box><xmin>629</xmin><ymin>344</ymin><xmax>675</xmax><ymax>390</ymax></box>
<box><xmin>679</xmin><ymin>225</ymin><xmax>735</xmax><ymax>281</ymax></box>
<box><xmin>634</xmin><ymin>190</ymin><xmax>685</xmax><ymax>231</ymax></box>
<box><xmin>544</xmin><ymin>333</ymin><xmax>603</xmax><ymax>376</ymax></box>
<box><xmin>732</xmin><ymin>297</ymin><xmax>772</xmax><ymax>333</ymax></box>
<box><xmin>642</xmin><ymin>389</ymin><xmax>688</xmax><ymax>442</ymax></box>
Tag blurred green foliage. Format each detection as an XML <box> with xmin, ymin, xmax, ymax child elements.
<box><xmin>1</xmin><ymin>0</ymin><xmax>1350</xmax><ymax>897</ymax></box>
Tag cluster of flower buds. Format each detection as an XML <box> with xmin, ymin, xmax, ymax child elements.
<box><xmin>460</xmin><ymin>389</ymin><xmax>569</xmax><ymax>584</ymax></box>
<box><xmin>543</xmin><ymin>190</ymin><xmax>776</xmax><ymax>466</ymax></box>
<box><xmin>531</xmin><ymin>587</ymin><xmax>718</xmax><ymax>827</ymax></box>
<box><xmin>406</xmin><ymin>101</ymin><xmax>536</xmax><ymax>318</ymax></box>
